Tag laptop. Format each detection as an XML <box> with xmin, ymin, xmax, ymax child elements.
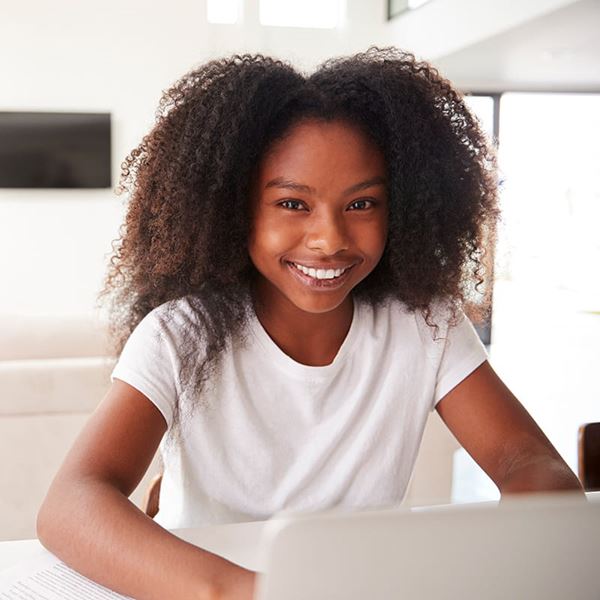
<box><xmin>255</xmin><ymin>492</ymin><xmax>600</xmax><ymax>600</ymax></box>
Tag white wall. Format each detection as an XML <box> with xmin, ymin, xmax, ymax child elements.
<box><xmin>0</xmin><ymin>0</ymin><xmax>385</xmax><ymax>319</ymax></box>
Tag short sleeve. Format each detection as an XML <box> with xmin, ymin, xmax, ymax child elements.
<box><xmin>432</xmin><ymin>310</ymin><xmax>489</xmax><ymax>410</ymax></box>
<box><xmin>110</xmin><ymin>310</ymin><xmax>178</xmax><ymax>428</ymax></box>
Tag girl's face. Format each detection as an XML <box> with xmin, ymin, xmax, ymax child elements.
<box><xmin>248</xmin><ymin>118</ymin><xmax>388</xmax><ymax>316</ymax></box>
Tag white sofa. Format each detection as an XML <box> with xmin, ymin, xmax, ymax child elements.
<box><xmin>0</xmin><ymin>314</ymin><xmax>459</xmax><ymax>541</ymax></box>
<box><xmin>0</xmin><ymin>314</ymin><xmax>163</xmax><ymax>541</ymax></box>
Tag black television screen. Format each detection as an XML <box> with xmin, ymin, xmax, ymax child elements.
<box><xmin>0</xmin><ymin>111</ymin><xmax>111</xmax><ymax>188</ymax></box>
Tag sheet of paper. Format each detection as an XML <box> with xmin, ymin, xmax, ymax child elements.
<box><xmin>0</xmin><ymin>550</ymin><xmax>132</xmax><ymax>599</ymax></box>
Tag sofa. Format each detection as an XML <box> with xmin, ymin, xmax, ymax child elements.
<box><xmin>0</xmin><ymin>314</ymin><xmax>459</xmax><ymax>541</ymax></box>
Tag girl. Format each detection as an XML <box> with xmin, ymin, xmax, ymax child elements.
<box><xmin>37</xmin><ymin>47</ymin><xmax>583</xmax><ymax>600</ymax></box>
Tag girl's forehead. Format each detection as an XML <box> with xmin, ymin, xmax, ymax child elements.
<box><xmin>257</xmin><ymin>118</ymin><xmax>386</xmax><ymax>181</ymax></box>
<box><xmin>270</xmin><ymin>118</ymin><xmax>375</xmax><ymax>153</ymax></box>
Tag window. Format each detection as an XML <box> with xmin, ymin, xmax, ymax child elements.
<box><xmin>452</xmin><ymin>92</ymin><xmax>600</xmax><ymax>504</ymax></box>
<box><xmin>498</xmin><ymin>93</ymin><xmax>600</xmax><ymax>296</ymax></box>
<box><xmin>388</xmin><ymin>0</ymin><xmax>432</xmax><ymax>19</ymax></box>
<box><xmin>259</xmin><ymin>0</ymin><xmax>344</xmax><ymax>28</ymax></box>
<box><xmin>207</xmin><ymin>0</ymin><xmax>240</xmax><ymax>24</ymax></box>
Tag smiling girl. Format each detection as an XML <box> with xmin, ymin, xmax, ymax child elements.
<box><xmin>37</xmin><ymin>47</ymin><xmax>583</xmax><ymax>600</ymax></box>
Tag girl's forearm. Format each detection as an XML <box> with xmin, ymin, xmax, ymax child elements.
<box><xmin>37</xmin><ymin>477</ymin><xmax>256</xmax><ymax>600</ymax></box>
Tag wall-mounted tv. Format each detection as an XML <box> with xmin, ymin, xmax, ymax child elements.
<box><xmin>0</xmin><ymin>111</ymin><xmax>111</xmax><ymax>188</ymax></box>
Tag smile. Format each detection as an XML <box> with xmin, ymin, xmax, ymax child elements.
<box><xmin>291</xmin><ymin>262</ymin><xmax>352</xmax><ymax>279</ymax></box>
<box><xmin>286</xmin><ymin>261</ymin><xmax>355</xmax><ymax>289</ymax></box>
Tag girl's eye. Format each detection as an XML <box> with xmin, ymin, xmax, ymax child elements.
<box><xmin>279</xmin><ymin>199</ymin><xmax>305</xmax><ymax>211</ymax></box>
<box><xmin>348</xmin><ymin>198</ymin><xmax>375</xmax><ymax>211</ymax></box>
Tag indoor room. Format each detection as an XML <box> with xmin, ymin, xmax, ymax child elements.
<box><xmin>1</xmin><ymin>0</ymin><xmax>598</xmax><ymax>598</ymax></box>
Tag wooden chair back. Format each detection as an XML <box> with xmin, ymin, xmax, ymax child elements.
<box><xmin>578</xmin><ymin>423</ymin><xmax>600</xmax><ymax>491</ymax></box>
<box><xmin>142</xmin><ymin>473</ymin><xmax>163</xmax><ymax>518</ymax></box>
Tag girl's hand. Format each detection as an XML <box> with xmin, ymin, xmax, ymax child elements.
<box><xmin>212</xmin><ymin>563</ymin><xmax>257</xmax><ymax>600</ymax></box>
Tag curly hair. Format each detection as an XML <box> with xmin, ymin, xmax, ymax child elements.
<box><xmin>98</xmin><ymin>46</ymin><xmax>500</xmax><ymax>436</ymax></box>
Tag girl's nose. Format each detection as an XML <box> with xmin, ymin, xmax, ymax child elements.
<box><xmin>305</xmin><ymin>212</ymin><xmax>350</xmax><ymax>255</ymax></box>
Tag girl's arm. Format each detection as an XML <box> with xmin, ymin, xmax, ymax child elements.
<box><xmin>36</xmin><ymin>380</ymin><xmax>256</xmax><ymax>600</ymax></box>
<box><xmin>435</xmin><ymin>360</ymin><xmax>585</xmax><ymax>497</ymax></box>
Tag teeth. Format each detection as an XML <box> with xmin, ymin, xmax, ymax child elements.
<box><xmin>291</xmin><ymin>263</ymin><xmax>350</xmax><ymax>280</ymax></box>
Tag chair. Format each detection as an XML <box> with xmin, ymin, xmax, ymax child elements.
<box><xmin>578</xmin><ymin>423</ymin><xmax>600</xmax><ymax>491</ymax></box>
<box><xmin>142</xmin><ymin>473</ymin><xmax>163</xmax><ymax>518</ymax></box>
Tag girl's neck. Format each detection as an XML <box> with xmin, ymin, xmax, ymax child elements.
<box><xmin>250</xmin><ymin>282</ymin><xmax>354</xmax><ymax>367</ymax></box>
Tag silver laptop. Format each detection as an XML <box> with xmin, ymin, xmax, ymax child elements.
<box><xmin>255</xmin><ymin>492</ymin><xmax>600</xmax><ymax>600</ymax></box>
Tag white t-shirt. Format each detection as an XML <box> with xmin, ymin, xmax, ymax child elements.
<box><xmin>110</xmin><ymin>294</ymin><xmax>488</xmax><ymax>529</ymax></box>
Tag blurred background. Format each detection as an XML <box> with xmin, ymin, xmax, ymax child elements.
<box><xmin>0</xmin><ymin>0</ymin><xmax>598</xmax><ymax>539</ymax></box>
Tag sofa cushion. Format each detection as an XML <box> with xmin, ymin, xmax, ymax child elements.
<box><xmin>0</xmin><ymin>412</ymin><xmax>162</xmax><ymax>541</ymax></box>
<box><xmin>0</xmin><ymin>314</ymin><xmax>112</xmax><ymax>360</ymax></box>
<box><xmin>0</xmin><ymin>357</ymin><xmax>115</xmax><ymax>414</ymax></box>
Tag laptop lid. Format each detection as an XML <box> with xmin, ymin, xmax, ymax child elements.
<box><xmin>255</xmin><ymin>492</ymin><xmax>599</xmax><ymax>600</ymax></box>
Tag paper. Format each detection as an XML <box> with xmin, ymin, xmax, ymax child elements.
<box><xmin>0</xmin><ymin>551</ymin><xmax>131</xmax><ymax>599</ymax></box>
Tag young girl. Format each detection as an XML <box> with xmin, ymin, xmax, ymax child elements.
<box><xmin>37</xmin><ymin>46</ymin><xmax>583</xmax><ymax>600</ymax></box>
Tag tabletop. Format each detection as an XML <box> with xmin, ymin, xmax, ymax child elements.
<box><xmin>3</xmin><ymin>493</ymin><xmax>598</xmax><ymax>576</ymax></box>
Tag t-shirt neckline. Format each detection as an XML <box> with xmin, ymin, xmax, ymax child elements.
<box><xmin>249</xmin><ymin>297</ymin><xmax>361</xmax><ymax>380</ymax></box>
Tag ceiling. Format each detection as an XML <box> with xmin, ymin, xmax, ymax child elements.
<box><xmin>434</xmin><ymin>0</ymin><xmax>600</xmax><ymax>92</ymax></box>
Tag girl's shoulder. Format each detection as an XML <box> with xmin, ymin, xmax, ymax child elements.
<box><xmin>125</xmin><ymin>295</ymin><xmax>207</xmax><ymax>351</ymax></box>
<box><xmin>145</xmin><ymin>294</ymin><xmax>205</xmax><ymax>329</ymax></box>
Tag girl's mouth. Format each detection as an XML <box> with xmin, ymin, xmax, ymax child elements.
<box><xmin>286</xmin><ymin>261</ymin><xmax>355</xmax><ymax>290</ymax></box>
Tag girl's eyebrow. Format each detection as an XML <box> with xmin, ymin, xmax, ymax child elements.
<box><xmin>264</xmin><ymin>176</ymin><xmax>387</xmax><ymax>196</ymax></box>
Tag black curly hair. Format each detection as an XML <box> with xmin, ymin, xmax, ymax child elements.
<box><xmin>98</xmin><ymin>46</ymin><xmax>500</xmax><ymax>435</ymax></box>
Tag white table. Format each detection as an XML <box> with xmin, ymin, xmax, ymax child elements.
<box><xmin>3</xmin><ymin>493</ymin><xmax>599</xmax><ymax>575</ymax></box>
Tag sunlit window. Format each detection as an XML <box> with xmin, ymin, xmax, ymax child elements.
<box><xmin>452</xmin><ymin>92</ymin><xmax>600</xmax><ymax>505</ymax></box>
<box><xmin>388</xmin><ymin>0</ymin><xmax>432</xmax><ymax>19</ymax></box>
<box><xmin>259</xmin><ymin>0</ymin><xmax>344</xmax><ymax>28</ymax></box>
<box><xmin>207</xmin><ymin>0</ymin><xmax>240</xmax><ymax>24</ymax></box>
<box><xmin>498</xmin><ymin>93</ymin><xmax>600</xmax><ymax>301</ymax></box>
<box><xmin>464</xmin><ymin>95</ymin><xmax>495</xmax><ymax>140</ymax></box>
